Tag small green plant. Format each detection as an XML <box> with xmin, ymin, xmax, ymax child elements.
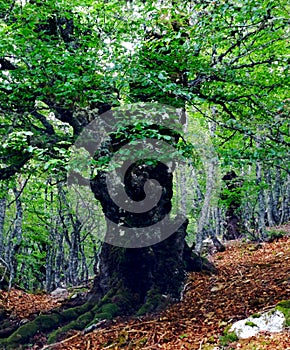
<box><xmin>179</xmin><ymin>333</ymin><xmax>188</xmax><ymax>339</ymax></box>
<box><xmin>219</xmin><ymin>328</ymin><xmax>238</xmax><ymax>346</ymax></box>
<box><xmin>245</xmin><ymin>321</ymin><xmax>257</xmax><ymax>327</ymax></box>
<box><xmin>266</xmin><ymin>230</ymin><xmax>286</xmax><ymax>240</ymax></box>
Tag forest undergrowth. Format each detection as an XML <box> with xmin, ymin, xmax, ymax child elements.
<box><xmin>1</xmin><ymin>224</ymin><xmax>290</xmax><ymax>350</ymax></box>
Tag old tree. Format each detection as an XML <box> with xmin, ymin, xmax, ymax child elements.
<box><xmin>0</xmin><ymin>0</ymin><xmax>289</xmax><ymax>347</ymax></box>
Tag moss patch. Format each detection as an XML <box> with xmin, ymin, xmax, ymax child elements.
<box><xmin>101</xmin><ymin>303</ymin><xmax>120</xmax><ymax>317</ymax></box>
<box><xmin>136</xmin><ymin>288</ymin><xmax>162</xmax><ymax>316</ymax></box>
<box><xmin>219</xmin><ymin>331</ymin><xmax>238</xmax><ymax>346</ymax></box>
<box><xmin>219</xmin><ymin>325</ymin><xmax>239</xmax><ymax>347</ymax></box>
<box><xmin>276</xmin><ymin>300</ymin><xmax>290</xmax><ymax>326</ymax></box>
<box><xmin>4</xmin><ymin>313</ymin><xmax>62</xmax><ymax>347</ymax></box>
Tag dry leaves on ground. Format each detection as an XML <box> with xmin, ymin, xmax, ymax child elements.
<box><xmin>1</xmin><ymin>230</ymin><xmax>290</xmax><ymax>350</ymax></box>
<box><xmin>50</xmin><ymin>235</ymin><xmax>290</xmax><ymax>350</ymax></box>
<box><xmin>0</xmin><ymin>289</ymin><xmax>61</xmax><ymax>320</ymax></box>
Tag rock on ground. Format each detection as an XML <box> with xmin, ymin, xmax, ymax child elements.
<box><xmin>229</xmin><ymin>310</ymin><xmax>286</xmax><ymax>339</ymax></box>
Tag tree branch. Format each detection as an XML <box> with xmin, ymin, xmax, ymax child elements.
<box><xmin>30</xmin><ymin>110</ymin><xmax>55</xmax><ymax>135</ymax></box>
<box><xmin>0</xmin><ymin>154</ymin><xmax>31</xmax><ymax>181</ymax></box>
<box><xmin>0</xmin><ymin>58</ymin><xmax>17</xmax><ymax>70</ymax></box>
<box><xmin>231</xmin><ymin>57</ymin><xmax>275</xmax><ymax>70</ymax></box>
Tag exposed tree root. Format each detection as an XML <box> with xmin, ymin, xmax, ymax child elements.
<box><xmin>0</xmin><ymin>283</ymin><xmax>182</xmax><ymax>348</ymax></box>
<box><xmin>0</xmin><ymin>284</ymin><xmax>132</xmax><ymax>349</ymax></box>
<box><xmin>0</xmin><ymin>247</ymin><xmax>215</xmax><ymax>349</ymax></box>
<box><xmin>0</xmin><ymin>299</ymin><xmax>95</xmax><ymax>349</ymax></box>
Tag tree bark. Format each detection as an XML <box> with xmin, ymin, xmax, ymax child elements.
<box><xmin>0</xmin><ymin>196</ymin><xmax>6</xmax><ymax>259</ymax></box>
<box><xmin>5</xmin><ymin>187</ymin><xmax>23</xmax><ymax>289</ymax></box>
<box><xmin>90</xmin><ymin>149</ymin><xmax>189</xmax><ymax>314</ymax></box>
<box><xmin>221</xmin><ymin>171</ymin><xmax>243</xmax><ymax>240</ymax></box>
<box><xmin>256</xmin><ymin>161</ymin><xmax>266</xmax><ymax>240</ymax></box>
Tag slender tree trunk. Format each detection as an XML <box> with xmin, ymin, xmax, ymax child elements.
<box><xmin>68</xmin><ymin>219</ymin><xmax>81</xmax><ymax>285</ymax></box>
<box><xmin>279</xmin><ymin>173</ymin><xmax>290</xmax><ymax>224</ymax></box>
<box><xmin>221</xmin><ymin>171</ymin><xmax>244</xmax><ymax>240</ymax></box>
<box><xmin>273</xmin><ymin>166</ymin><xmax>282</xmax><ymax>223</ymax></box>
<box><xmin>0</xmin><ymin>196</ymin><xmax>6</xmax><ymax>259</ymax></box>
<box><xmin>208</xmin><ymin>208</ymin><xmax>225</xmax><ymax>252</ymax></box>
<box><xmin>54</xmin><ymin>219</ymin><xmax>64</xmax><ymax>289</ymax></box>
<box><xmin>5</xmin><ymin>187</ymin><xmax>23</xmax><ymax>289</ymax></box>
<box><xmin>265</xmin><ymin>168</ymin><xmax>276</xmax><ymax>227</ymax></box>
<box><xmin>195</xmin><ymin>158</ymin><xmax>218</xmax><ymax>254</ymax></box>
<box><xmin>0</xmin><ymin>191</ymin><xmax>8</xmax><ymax>290</ymax></box>
<box><xmin>256</xmin><ymin>160</ymin><xmax>266</xmax><ymax>239</ymax></box>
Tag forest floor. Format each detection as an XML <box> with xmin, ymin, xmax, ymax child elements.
<box><xmin>1</xmin><ymin>224</ymin><xmax>290</xmax><ymax>349</ymax></box>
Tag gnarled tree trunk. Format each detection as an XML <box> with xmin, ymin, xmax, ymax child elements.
<box><xmin>90</xmin><ymin>142</ymin><xmax>189</xmax><ymax>314</ymax></box>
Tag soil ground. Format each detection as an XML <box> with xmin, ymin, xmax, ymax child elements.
<box><xmin>1</xmin><ymin>224</ymin><xmax>290</xmax><ymax>349</ymax></box>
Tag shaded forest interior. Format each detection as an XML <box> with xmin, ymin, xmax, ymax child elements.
<box><xmin>0</xmin><ymin>0</ymin><xmax>289</xmax><ymax>349</ymax></box>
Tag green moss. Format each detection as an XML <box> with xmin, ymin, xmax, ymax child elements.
<box><xmin>94</xmin><ymin>312</ymin><xmax>112</xmax><ymax>320</ymax></box>
<box><xmin>47</xmin><ymin>329</ymin><xmax>59</xmax><ymax>344</ymax></box>
<box><xmin>37</xmin><ymin>314</ymin><xmax>60</xmax><ymax>329</ymax></box>
<box><xmin>277</xmin><ymin>300</ymin><xmax>290</xmax><ymax>308</ymax></box>
<box><xmin>48</xmin><ymin>310</ymin><xmax>95</xmax><ymax>344</ymax></box>
<box><xmin>245</xmin><ymin>321</ymin><xmax>257</xmax><ymax>327</ymax></box>
<box><xmin>138</xmin><ymin>337</ymin><xmax>148</xmax><ymax>346</ymax></box>
<box><xmin>0</xmin><ymin>340</ymin><xmax>6</xmax><ymax>350</ymax></box>
<box><xmin>116</xmin><ymin>330</ymin><xmax>128</xmax><ymax>346</ymax></box>
<box><xmin>251</xmin><ymin>313</ymin><xmax>261</xmax><ymax>318</ymax></box>
<box><xmin>48</xmin><ymin>301</ymin><xmax>120</xmax><ymax>345</ymax></box>
<box><xmin>208</xmin><ymin>335</ymin><xmax>215</xmax><ymax>343</ymax></box>
<box><xmin>266</xmin><ymin>230</ymin><xmax>286</xmax><ymax>240</ymax></box>
<box><xmin>109</xmin><ymin>287</ymin><xmax>136</xmax><ymax>314</ymax></box>
<box><xmin>4</xmin><ymin>313</ymin><xmax>62</xmax><ymax>347</ymax></box>
<box><xmin>101</xmin><ymin>303</ymin><xmax>120</xmax><ymax>317</ymax></box>
<box><xmin>83</xmin><ymin>296</ymin><xmax>121</xmax><ymax>329</ymax></box>
<box><xmin>6</xmin><ymin>321</ymin><xmax>38</xmax><ymax>345</ymax></box>
<box><xmin>60</xmin><ymin>301</ymin><xmax>93</xmax><ymax>321</ymax></box>
<box><xmin>75</xmin><ymin>311</ymin><xmax>95</xmax><ymax>328</ymax></box>
<box><xmin>77</xmin><ymin>300</ymin><xmax>94</xmax><ymax>314</ymax></box>
<box><xmin>61</xmin><ymin>308</ymin><xmax>79</xmax><ymax>320</ymax></box>
<box><xmin>276</xmin><ymin>300</ymin><xmax>290</xmax><ymax>326</ymax></box>
<box><xmin>219</xmin><ymin>326</ymin><xmax>239</xmax><ymax>346</ymax></box>
<box><xmin>219</xmin><ymin>331</ymin><xmax>238</xmax><ymax>346</ymax></box>
<box><xmin>48</xmin><ymin>320</ymin><xmax>78</xmax><ymax>344</ymax></box>
<box><xmin>1</xmin><ymin>300</ymin><xmax>95</xmax><ymax>348</ymax></box>
<box><xmin>136</xmin><ymin>287</ymin><xmax>164</xmax><ymax>316</ymax></box>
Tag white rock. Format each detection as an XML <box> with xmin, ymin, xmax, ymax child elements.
<box><xmin>230</xmin><ymin>320</ymin><xmax>259</xmax><ymax>339</ymax></box>
<box><xmin>229</xmin><ymin>310</ymin><xmax>286</xmax><ymax>339</ymax></box>
<box><xmin>51</xmin><ymin>287</ymin><xmax>68</xmax><ymax>299</ymax></box>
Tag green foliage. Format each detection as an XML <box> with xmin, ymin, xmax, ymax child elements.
<box><xmin>266</xmin><ymin>230</ymin><xmax>287</xmax><ymax>240</ymax></box>
<box><xmin>219</xmin><ymin>329</ymin><xmax>239</xmax><ymax>346</ymax></box>
<box><xmin>0</xmin><ymin>0</ymin><xmax>288</xmax><ymax>176</ymax></box>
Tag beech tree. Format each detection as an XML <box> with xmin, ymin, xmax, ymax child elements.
<box><xmin>0</xmin><ymin>0</ymin><xmax>289</xmax><ymax>347</ymax></box>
